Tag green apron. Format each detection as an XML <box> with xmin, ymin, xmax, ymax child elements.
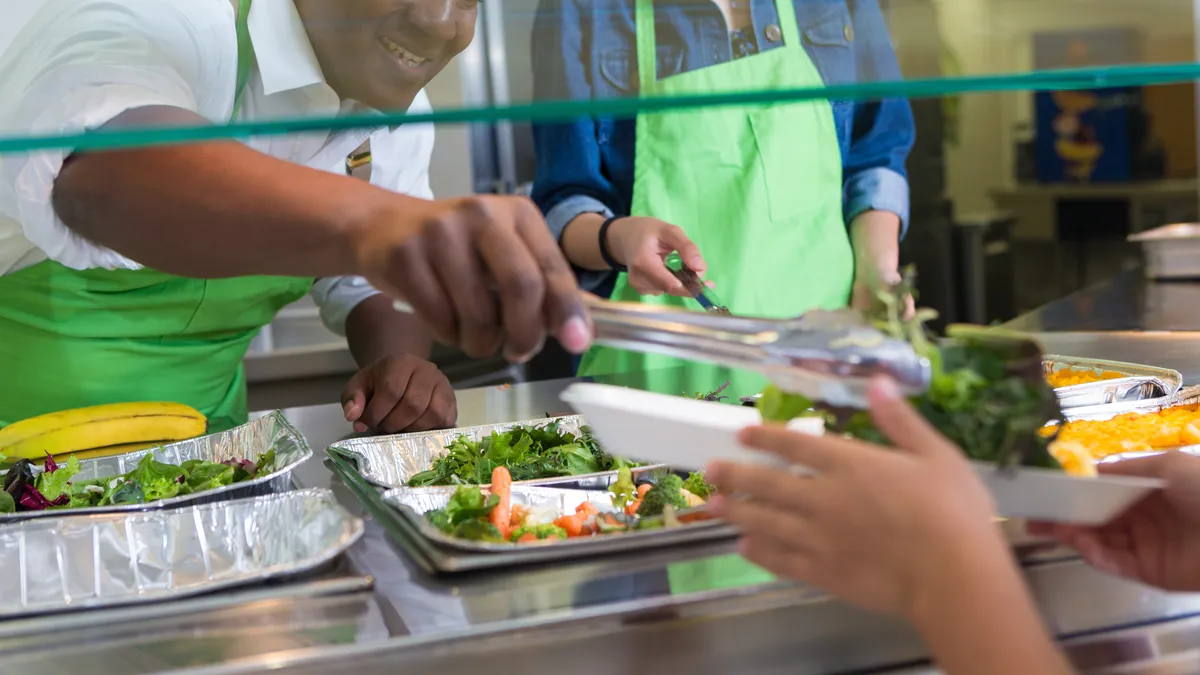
<box><xmin>0</xmin><ymin>0</ymin><xmax>312</xmax><ymax>433</ymax></box>
<box><xmin>583</xmin><ymin>0</ymin><xmax>856</xmax><ymax>593</ymax></box>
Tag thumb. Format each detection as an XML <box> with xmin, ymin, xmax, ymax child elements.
<box><xmin>658</xmin><ymin>225</ymin><xmax>706</xmax><ymax>275</ymax></box>
<box><xmin>866</xmin><ymin>376</ymin><xmax>949</xmax><ymax>457</ymax></box>
<box><xmin>341</xmin><ymin>370</ymin><xmax>373</xmax><ymax>422</ymax></box>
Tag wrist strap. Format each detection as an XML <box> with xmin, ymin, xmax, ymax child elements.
<box><xmin>598</xmin><ymin>217</ymin><xmax>627</xmax><ymax>272</ymax></box>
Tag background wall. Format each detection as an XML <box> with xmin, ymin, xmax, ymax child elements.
<box><xmin>890</xmin><ymin>0</ymin><xmax>1197</xmax><ymax>214</ymax></box>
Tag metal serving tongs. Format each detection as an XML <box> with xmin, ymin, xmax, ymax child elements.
<box><xmin>669</xmin><ymin>266</ymin><xmax>730</xmax><ymax>315</ymax></box>
<box><xmin>584</xmin><ymin>294</ymin><xmax>933</xmax><ymax>408</ymax></box>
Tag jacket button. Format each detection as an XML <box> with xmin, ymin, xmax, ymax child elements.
<box><xmin>844</xmin><ymin>24</ymin><xmax>855</xmax><ymax>42</ymax></box>
<box><xmin>764</xmin><ymin>24</ymin><xmax>782</xmax><ymax>43</ymax></box>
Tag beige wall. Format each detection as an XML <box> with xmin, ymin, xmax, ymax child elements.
<box><xmin>423</xmin><ymin>56</ymin><xmax>477</xmax><ymax>199</ymax></box>
<box><xmin>891</xmin><ymin>0</ymin><xmax>1197</xmax><ymax>213</ymax></box>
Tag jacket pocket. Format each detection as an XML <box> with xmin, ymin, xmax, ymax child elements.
<box><xmin>598</xmin><ymin>46</ymin><xmax>685</xmax><ymax>94</ymax></box>
<box><xmin>799</xmin><ymin>5</ymin><xmax>856</xmax><ymax>86</ymax></box>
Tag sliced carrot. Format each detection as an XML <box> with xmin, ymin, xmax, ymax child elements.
<box><xmin>626</xmin><ymin>484</ymin><xmax>652</xmax><ymax>516</ymax></box>
<box><xmin>576</xmin><ymin>502</ymin><xmax>600</xmax><ymax>517</ymax></box>
<box><xmin>510</xmin><ymin>505</ymin><xmax>530</xmax><ymax>529</ymax></box>
<box><xmin>554</xmin><ymin>512</ymin><xmax>587</xmax><ymax>537</ymax></box>
<box><xmin>490</xmin><ymin>466</ymin><xmax>513</xmax><ymax>539</ymax></box>
<box><xmin>517</xmin><ymin>532</ymin><xmax>538</xmax><ymax>543</ymax></box>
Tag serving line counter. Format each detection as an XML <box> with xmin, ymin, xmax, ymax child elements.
<box><xmin>10</xmin><ymin>289</ymin><xmax>1200</xmax><ymax>674</ymax></box>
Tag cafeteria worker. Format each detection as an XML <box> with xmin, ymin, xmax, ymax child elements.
<box><xmin>531</xmin><ymin>0</ymin><xmax>915</xmax><ymax>397</ymax></box>
<box><xmin>0</xmin><ymin>0</ymin><xmax>590</xmax><ymax>433</ymax></box>
<box><xmin>533</xmin><ymin>0</ymin><xmax>914</xmax><ymax>592</ymax></box>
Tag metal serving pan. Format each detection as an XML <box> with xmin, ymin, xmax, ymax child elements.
<box><xmin>1058</xmin><ymin>383</ymin><xmax>1200</xmax><ymax>424</ymax></box>
<box><xmin>739</xmin><ymin>356</ymin><xmax>1182</xmax><ymax>419</ymax></box>
<box><xmin>0</xmin><ymin>411</ymin><xmax>312</xmax><ymax>522</ymax></box>
<box><xmin>1129</xmin><ymin>223</ymin><xmax>1200</xmax><ymax>279</ymax></box>
<box><xmin>327</xmin><ymin>416</ymin><xmax>665</xmax><ymax>490</ymax></box>
<box><xmin>0</xmin><ymin>488</ymin><xmax>364</xmax><ymax>619</ymax></box>
<box><xmin>383</xmin><ymin>484</ymin><xmax>735</xmax><ymax>567</ymax></box>
<box><xmin>1046</xmin><ymin>355</ymin><xmax>1183</xmax><ymax>419</ymax></box>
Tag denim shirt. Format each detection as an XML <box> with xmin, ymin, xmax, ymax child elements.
<box><xmin>530</xmin><ymin>0</ymin><xmax>916</xmax><ymax>291</ymax></box>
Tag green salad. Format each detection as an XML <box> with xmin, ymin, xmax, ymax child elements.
<box><xmin>0</xmin><ymin>449</ymin><xmax>277</xmax><ymax>514</ymax></box>
<box><xmin>405</xmin><ymin>422</ymin><xmax>634</xmax><ymax>487</ymax></box>
<box><xmin>757</xmin><ymin>266</ymin><xmax>1061</xmax><ymax>469</ymax></box>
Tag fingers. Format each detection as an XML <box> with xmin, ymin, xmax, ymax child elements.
<box><xmin>427</xmin><ymin>215</ymin><xmax>501</xmax><ymax>359</ymax></box>
<box><xmin>379</xmin><ymin>365</ymin><xmax>455</xmax><ymax>433</ymax></box>
<box><xmin>708</xmin><ymin>493</ymin><xmax>817</xmax><ymax>553</ymax></box>
<box><xmin>734</xmin><ymin>424</ymin><xmax>852</xmax><ymax>473</ymax></box>
<box><xmin>706</xmin><ymin>459</ymin><xmax>823</xmax><ymax>515</ymax></box>
<box><xmin>341</xmin><ymin>373</ymin><xmax>371</xmax><ymax>426</ymax></box>
<box><xmin>406</xmin><ymin>378</ymin><xmax>458</xmax><ymax>432</ymax></box>
<box><xmin>658</xmin><ymin>225</ymin><xmax>707</xmax><ymax>276</ymax></box>
<box><xmin>866</xmin><ymin>376</ymin><xmax>949</xmax><ymax>457</ymax></box>
<box><xmin>357</xmin><ymin>358</ymin><xmax>417</xmax><ymax>432</ymax></box>
<box><xmin>627</xmin><ymin>251</ymin><xmax>685</xmax><ymax>296</ymax></box>
<box><xmin>737</xmin><ymin>537</ymin><xmax>816</xmax><ymax>584</ymax></box>
<box><xmin>388</xmin><ymin>238</ymin><xmax>458</xmax><ymax>347</ymax></box>
<box><xmin>381</xmin><ymin>195</ymin><xmax>588</xmax><ymax>360</ymax></box>
<box><xmin>511</xmin><ymin>200</ymin><xmax>591</xmax><ymax>355</ymax></box>
<box><xmin>460</xmin><ymin>199</ymin><xmax>546</xmax><ymax>363</ymax></box>
<box><xmin>1097</xmin><ymin>452</ymin><xmax>1170</xmax><ymax>479</ymax></box>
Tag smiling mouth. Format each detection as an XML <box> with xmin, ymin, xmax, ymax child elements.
<box><xmin>379</xmin><ymin>36</ymin><xmax>429</xmax><ymax>68</ymax></box>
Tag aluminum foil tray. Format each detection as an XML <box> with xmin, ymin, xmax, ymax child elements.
<box><xmin>1047</xmin><ymin>356</ymin><xmax>1183</xmax><ymax>419</ymax></box>
<box><xmin>740</xmin><ymin>357</ymin><xmax>1182</xmax><ymax>420</ymax></box>
<box><xmin>327</xmin><ymin>416</ymin><xmax>665</xmax><ymax>490</ymax></box>
<box><xmin>1056</xmin><ymin>381</ymin><xmax>1200</xmax><ymax>425</ymax></box>
<box><xmin>384</xmin><ymin>484</ymin><xmax>734</xmax><ymax>564</ymax></box>
<box><xmin>0</xmin><ymin>411</ymin><xmax>312</xmax><ymax>522</ymax></box>
<box><xmin>0</xmin><ymin>488</ymin><xmax>364</xmax><ymax>619</ymax></box>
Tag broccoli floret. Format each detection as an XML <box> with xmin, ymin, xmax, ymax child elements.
<box><xmin>681</xmin><ymin>472</ymin><xmax>714</xmax><ymax>500</ymax></box>
<box><xmin>451</xmin><ymin>520</ymin><xmax>504</xmax><ymax>541</ymax></box>
<box><xmin>425</xmin><ymin>508</ymin><xmax>453</xmax><ymax>533</ymax></box>
<box><xmin>636</xmin><ymin>474</ymin><xmax>688</xmax><ymax>517</ymax></box>
<box><xmin>510</xmin><ymin>522</ymin><xmax>568</xmax><ymax>541</ymax></box>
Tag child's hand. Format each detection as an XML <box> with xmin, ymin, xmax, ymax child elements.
<box><xmin>1030</xmin><ymin>451</ymin><xmax>1200</xmax><ymax>592</ymax></box>
<box><xmin>707</xmin><ymin>376</ymin><xmax>1006</xmax><ymax>621</ymax></box>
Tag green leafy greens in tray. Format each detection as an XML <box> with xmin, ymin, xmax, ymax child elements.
<box><xmin>406</xmin><ymin>422</ymin><xmax>634</xmax><ymax>487</ymax></box>
<box><xmin>758</xmin><ymin>267</ymin><xmax>1061</xmax><ymax>469</ymax></box>
<box><xmin>0</xmin><ymin>448</ymin><xmax>278</xmax><ymax>514</ymax></box>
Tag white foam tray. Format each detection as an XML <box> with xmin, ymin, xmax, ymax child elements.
<box><xmin>561</xmin><ymin>383</ymin><xmax>1162</xmax><ymax>526</ymax></box>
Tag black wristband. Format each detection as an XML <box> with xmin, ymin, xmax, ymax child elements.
<box><xmin>598</xmin><ymin>217</ymin><xmax>627</xmax><ymax>272</ymax></box>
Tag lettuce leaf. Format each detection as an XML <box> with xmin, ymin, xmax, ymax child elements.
<box><xmin>35</xmin><ymin>454</ymin><xmax>81</xmax><ymax>502</ymax></box>
<box><xmin>184</xmin><ymin>462</ymin><xmax>236</xmax><ymax>492</ymax></box>
<box><xmin>127</xmin><ymin>454</ymin><xmax>185</xmax><ymax>501</ymax></box>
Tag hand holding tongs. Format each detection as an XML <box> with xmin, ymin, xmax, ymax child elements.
<box><xmin>669</xmin><ymin>265</ymin><xmax>730</xmax><ymax>315</ymax></box>
<box><xmin>584</xmin><ymin>294</ymin><xmax>932</xmax><ymax>408</ymax></box>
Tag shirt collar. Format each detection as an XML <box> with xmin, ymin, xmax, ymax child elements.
<box><xmin>246</xmin><ymin>0</ymin><xmax>327</xmax><ymax>96</ymax></box>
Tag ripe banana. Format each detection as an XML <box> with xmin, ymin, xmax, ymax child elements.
<box><xmin>0</xmin><ymin>403</ymin><xmax>207</xmax><ymax>460</ymax></box>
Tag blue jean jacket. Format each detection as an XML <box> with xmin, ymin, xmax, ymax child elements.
<box><xmin>530</xmin><ymin>0</ymin><xmax>916</xmax><ymax>292</ymax></box>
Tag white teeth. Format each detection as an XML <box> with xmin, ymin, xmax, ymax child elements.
<box><xmin>380</xmin><ymin>36</ymin><xmax>428</xmax><ymax>67</ymax></box>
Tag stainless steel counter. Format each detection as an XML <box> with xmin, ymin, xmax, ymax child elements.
<box><xmin>8</xmin><ymin>280</ymin><xmax>1200</xmax><ymax>673</ymax></box>
<box><xmin>9</xmin><ymin>357</ymin><xmax>1200</xmax><ymax>675</ymax></box>
<box><xmin>1005</xmin><ymin>269</ymin><xmax>1200</xmax><ymax>382</ymax></box>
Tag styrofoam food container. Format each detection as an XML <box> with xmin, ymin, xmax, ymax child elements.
<box><xmin>561</xmin><ymin>383</ymin><xmax>823</xmax><ymax>472</ymax></box>
<box><xmin>561</xmin><ymin>383</ymin><xmax>1162</xmax><ymax>526</ymax></box>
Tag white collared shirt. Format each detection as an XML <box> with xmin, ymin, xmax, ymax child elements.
<box><xmin>0</xmin><ymin>0</ymin><xmax>436</xmax><ymax>334</ymax></box>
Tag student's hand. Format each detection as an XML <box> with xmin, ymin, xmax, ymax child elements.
<box><xmin>1029</xmin><ymin>451</ymin><xmax>1200</xmax><ymax>592</ymax></box>
<box><xmin>707</xmin><ymin>377</ymin><xmax>1008</xmax><ymax>620</ymax></box>
<box><xmin>342</xmin><ymin>353</ymin><xmax>457</xmax><ymax>434</ymax></box>
<box><xmin>354</xmin><ymin>194</ymin><xmax>591</xmax><ymax>363</ymax></box>
<box><xmin>606</xmin><ymin>217</ymin><xmax>708</xmax><ymax>297</ymax></box>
